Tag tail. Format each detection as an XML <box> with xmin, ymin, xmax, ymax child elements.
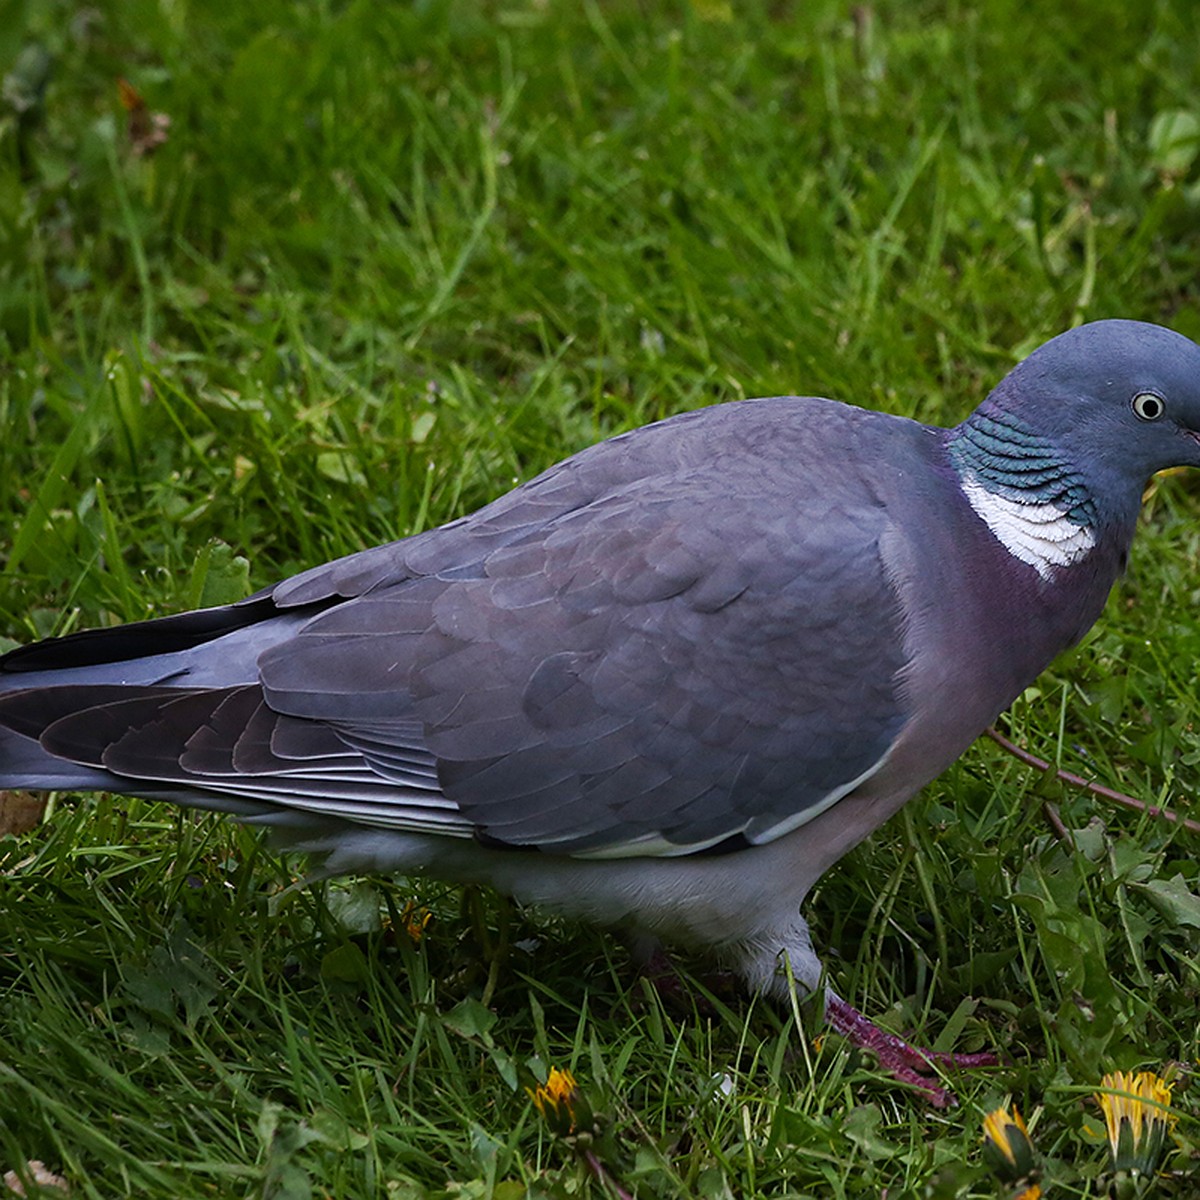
<box><xmin>0</xmin><ymin>591</ymin><xmax>466</xmax><ymax>864</ymax></box>
<box><xmin>0</xmin><ymin>595</ymin><xmax>316</xmax><ymax>821</ymax></box>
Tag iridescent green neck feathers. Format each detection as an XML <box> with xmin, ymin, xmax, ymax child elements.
<box><xmin>949</xmin><ymin>410</ymin><xmax>1098</xmax><ymax>579</ymax></box>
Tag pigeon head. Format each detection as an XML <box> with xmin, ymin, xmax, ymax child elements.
<box><xmin>985</xmin><ymin>319</ymin><xmax>1200</xmax><ymax>481</ymax></box>
<box><xmin>951</xmin><ymin>321</ymin><xmax>1200</xmax><ymax>557</ymax></box>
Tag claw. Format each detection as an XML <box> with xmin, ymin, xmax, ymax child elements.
<box><xmin>825</xmin><ymin>995</ymin><xmax>998</xmax><ymax>1108</ymax></box>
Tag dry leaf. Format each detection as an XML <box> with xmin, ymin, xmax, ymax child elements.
<box><xmin>0</xmin><ymin>791</ymin><xmax>44</xmax><ymax>837</ymax></box>
<box><xmin>2</xmin><ymin>1161</ymin><xmax>69</xmax><ymax>1196</ymax></box>
<box><xmin>117</xmin><ymin>77</ymin><xmax>170</xmax><ymax>156</ymax></box>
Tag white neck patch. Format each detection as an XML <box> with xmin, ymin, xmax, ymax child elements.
<box><xmin>960</xmin><ymin>475</ymin><xmax>1096</xmax><ymax>581</ymax></box>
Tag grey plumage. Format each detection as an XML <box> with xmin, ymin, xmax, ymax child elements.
<box><xmin>0</xmin><ymin>397</ymin><xmax>923</xmax><ymax>863</ymax></box>
<box><xmin>5</xmin><ymin>318</ymin><xmax>1200</xmax><ymax>1096</ymax></box>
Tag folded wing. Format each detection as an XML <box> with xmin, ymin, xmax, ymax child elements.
<box><xmin>0</xmin><ymin>398</ymin><xmax>915</xmax><ymax>859</ymax></box>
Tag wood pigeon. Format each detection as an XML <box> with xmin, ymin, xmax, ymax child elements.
<box><xmin>2</xmin><ymin>318</ymin><xmax>1198</xmax><ymax>1103</ymax></box>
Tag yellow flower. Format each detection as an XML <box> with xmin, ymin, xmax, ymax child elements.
<box><xmin>982</xmin><ymin>1103</ymin><xmax>1037</xmax><ymax>1184</ymax></box>
<box><xmin>399</xmin><ymin>900</ymin><xmax>432</xmax><ymax>944</ymax></box>
<box><xmin>1013</xmin><ymin>1186</ymin><xmax>1042</xmax><ymax>1200</ymax></box>
<box><xmin>527</xmin><ymin>1066</ymin><xmax>585</xmax><ymax>1136</ymax></box>
<box><xmin>1096</xmin><ymin>1070</ymin><xmax>1176</xmax><ymax>1175</ymax></box>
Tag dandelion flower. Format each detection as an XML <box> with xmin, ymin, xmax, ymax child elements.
<box><xmin>527</xmin><ymin>1066</ymin><xmax>584</xmax><ymax>1137</ymax></box>
<box><xmin>399</xmin><ymin>900</ymin><xmax>431</xmax><ymax>944</ymax></box>
<box><xmin>982</xmin><ymin>1103</ymin><xmax>1037</xmax><ymax>1184</ymax></box>
<box><xmin>1096</xmin><ymin>1070</ymin><xmax>1175</xmax><ymax>1176</ymax></box>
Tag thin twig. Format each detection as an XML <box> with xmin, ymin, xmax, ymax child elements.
<box><xmin>1041</xmin><ymin>798</ymin><xmax>1071</xmax><ymax>843</ymax></box>
<box><xmin>985</xmin><ymin>726</ymin><xmax>1200</xmax><ymax>836</ymax></box>
<box><xmin>582</xmin><ymin>1148</ymin><xmax>634</xmax><ymax>1200</ymax></box>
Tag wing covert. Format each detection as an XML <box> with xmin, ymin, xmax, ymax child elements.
<box><xmin>259</xmin><ymin>441</ymin><xmax>913</xmax><ymax>856</ymax></box>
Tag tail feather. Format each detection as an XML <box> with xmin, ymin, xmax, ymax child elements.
<box><xmin>0</xmin><ymin>609</ymin><xmax>318</xmax><ymax>696</ymax></box>
<box><xmin>0</xmin><ymin>592</ymin><xmax>470</xmax><ymax>852</ymax></box>
<box><xmin>0</xmin><ymin>595</ymin><xmax>278</xmax><ymax>672</ymax></box>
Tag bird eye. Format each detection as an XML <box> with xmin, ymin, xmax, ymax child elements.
<box><xmin>1132</xmin><ymin>392</ymin><xmax>1165</xmax><ymax>421</ymax></box>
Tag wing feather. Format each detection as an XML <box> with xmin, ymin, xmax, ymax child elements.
<box><xmin>0</xmin><ymin>397</ymin><xmax>920</xmax><ymax>859</ymax></box>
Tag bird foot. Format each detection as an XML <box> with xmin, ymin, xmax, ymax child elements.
<box><xmin>824</xmin><ymin>996</ymin><xmax>998</xmax><ymax>1108</ymax></box>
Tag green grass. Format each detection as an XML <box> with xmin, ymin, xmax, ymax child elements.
<box><xmin>3</xmin><ymin>0</ymin><xmax>1200</xmax><ymax>1195</ymax></box>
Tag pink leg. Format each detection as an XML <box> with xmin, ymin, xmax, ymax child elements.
<box><xmin>825</xmin><ymin>996</ymin><xmax>999</xmax><ymax>1109</ymax></box>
